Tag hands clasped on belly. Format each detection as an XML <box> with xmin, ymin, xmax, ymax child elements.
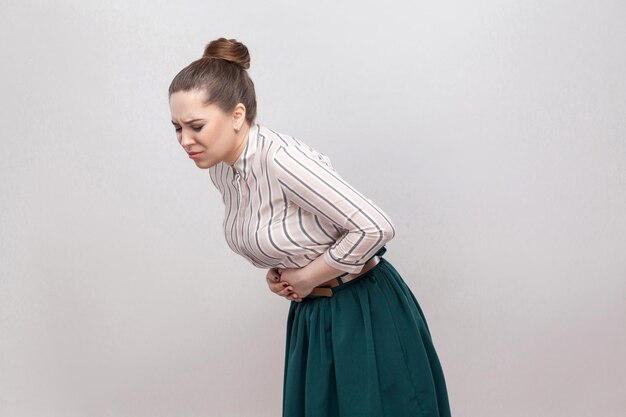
<box><xmin>265</xmin><ymin>267</ymin><xmax>306</xmax><ymax>303</ymax></box>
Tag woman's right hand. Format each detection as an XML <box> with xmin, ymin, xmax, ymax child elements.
<box><xmin>266</xmin><ymin>267</ymin><xmax>302</xmax><ymax>302</ymax></box>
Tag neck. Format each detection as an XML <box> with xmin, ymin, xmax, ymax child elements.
<box><xmin>227</xmin><ymin>123</ymin><xmax>251</xmax><ymax>166</ymax></box>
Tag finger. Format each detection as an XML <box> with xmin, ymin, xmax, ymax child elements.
<box><xmin>288</xmin><ymin>292</ymin><xmax>302</xmax><ymax>301</ymax></box>
<box><xmin>269</xmin><ymin>276</ymin><xmax>286</xmax><ymax>286</ymax></box>
<box><xmin>287</xmin><ymin>293</ymin><xmax>302</xmax><ymax>302</ymax></box>
<box><xmin>278</xmin><ymin>287</ymin><xmax>294</xmax><ymax>297</ymax></box>
<box><xmin>278</xmin><ymin>287</ymin><xmax>293</xmax><ymax>297</ymax></box>
<box><xmin>267</xmin><ymin>276</ymin><xmax>281</xmax><ymax>290</ymax></box>
<box><xmin>267</xmin><ymin>275</ymin><xmax>281</xmax><ymax>285</ymax></box>
<box><xmin>270</xmin><ymin>281</ymin><xmax>290</xmax><ymax>294</ymax></box>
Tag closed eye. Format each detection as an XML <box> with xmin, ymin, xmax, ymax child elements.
<box><xmin>174</xmin><ymin>125</ymin><xmax>203</xmax><ymax>133</ymax></box>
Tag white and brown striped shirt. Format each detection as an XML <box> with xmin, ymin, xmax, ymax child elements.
<box><xmin>208</xmin><ymin>122</ymin><xmax>396</xmax><ymax>274</ymax></box>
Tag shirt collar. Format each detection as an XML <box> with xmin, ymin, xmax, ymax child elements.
<box><xmin>229</xmin><ymin>122</ymin><xmax>259</xmax><ymax>180</ymax></box>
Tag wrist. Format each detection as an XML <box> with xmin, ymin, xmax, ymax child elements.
<box><xmin>302</xmin><ymin>251</ymin><xmax>345</xmax><ymax>289</ymax></box>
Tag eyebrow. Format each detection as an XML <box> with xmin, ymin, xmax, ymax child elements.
<box><xmin>171</xmin><ymin>118</ymin><xmax>205</xmax><ymax>125</ymax></box>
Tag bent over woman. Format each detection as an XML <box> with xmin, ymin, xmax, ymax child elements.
<box><xmin>168</xmin><ymin>37</ymin><xmax>452</xmax><ymax>417</ymax></box>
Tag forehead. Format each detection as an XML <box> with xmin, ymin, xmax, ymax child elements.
<box><xmin>169</xmin><ymin>89</ymin><xmax>213</xmax><ymax>120</ymax></box>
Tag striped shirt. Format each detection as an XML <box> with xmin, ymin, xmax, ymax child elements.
<box><xmin>208</xmin><ymin>122</ymin><xmax>396</xmax><ymax>274</ymax></box>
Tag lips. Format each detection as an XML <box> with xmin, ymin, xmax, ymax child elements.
<box><xmin>187</xmin><ymin>151</ymin><xmax>203</xmax><ymax>155</ymax></box>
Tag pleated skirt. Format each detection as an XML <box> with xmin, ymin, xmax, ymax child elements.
<box><xmin>282</xmin><ymin>248</ymin><xmax>452</xmax><ymax>417</ymax></box>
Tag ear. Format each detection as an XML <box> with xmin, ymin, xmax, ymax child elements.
<box><xmin>231</xmin><ymin>103</ymin><xmax>247</xmax><ymax>131</ymax></box>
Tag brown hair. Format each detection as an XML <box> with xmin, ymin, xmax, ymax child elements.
<box><xmin>168</xmin><ymin>37</ymin><xmax>257</xmax><ymax>125</ymax></box>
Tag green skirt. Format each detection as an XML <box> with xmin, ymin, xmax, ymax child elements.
<box><xmin>282</xmin><ymin>246</ymin><xmax>452</xmax><ymax>417</ymax></box>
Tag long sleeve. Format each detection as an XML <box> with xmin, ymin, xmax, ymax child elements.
<box><xmin>272</xmin><ymin>145</ymin><xmax>396</xmax><ymax>274</ymax></box>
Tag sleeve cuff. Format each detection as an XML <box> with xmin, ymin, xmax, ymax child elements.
<box><xmin>323</xmin><ymin>248</ymin><xmax>366</xmax><ymax>275</ymax></box>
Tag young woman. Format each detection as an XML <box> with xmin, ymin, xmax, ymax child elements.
<box><xmin>168</xmin><ymin>37</ymin><xmax>452</xmax><ymax>417</ymax></box>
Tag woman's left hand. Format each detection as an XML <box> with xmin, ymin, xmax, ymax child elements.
<box><xmin>276</xmin><ymin>267</ymin><xmax>316</xmax><ymax>302</ymax></box>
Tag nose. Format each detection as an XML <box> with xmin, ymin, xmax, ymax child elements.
<box><xmin>180</xmin><ymin>130</ymin><xmax>195</xmax><ymax>150</ymax></box>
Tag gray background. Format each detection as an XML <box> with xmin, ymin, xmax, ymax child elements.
<box><xmin>1</xmin><ymin>1</ymin><xmax>625</xmax><ymax>416</ymax></box>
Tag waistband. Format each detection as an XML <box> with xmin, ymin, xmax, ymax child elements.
<box><xmin>303</xmin><ymin>245</ymin><xmax>388</xmax><ymax>300</ymax></box>
<box><xmin>334</xmin><ymin>244</ymin><xmax>387</xmax><ymax>282</ymax></box>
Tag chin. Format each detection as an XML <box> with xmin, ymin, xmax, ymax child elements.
<box><xmin>194</xmin><ymin>159</ymin><xmax>213</xmax><ymax>169</ymax></box>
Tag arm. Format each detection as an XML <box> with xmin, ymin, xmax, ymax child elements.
<box><xmin>298</xmin><ymin>249</ymin><xmax>361</xmax><ymax>289</ymax></box>
<box><xmin>272</xmin><ymin>145</ymin><xmax>396</xmax><ymax>286</ymax></box>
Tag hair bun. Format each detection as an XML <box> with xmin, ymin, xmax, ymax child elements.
<box><xmin>202</xmin><ymin>37</ymin><xmax>250</xmax><ymax>70</ymax></box>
